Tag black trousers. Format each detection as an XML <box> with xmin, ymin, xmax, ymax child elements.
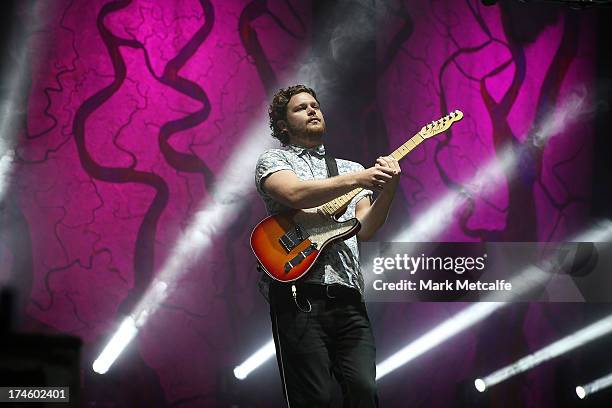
<box><xmin>269</xmin><ymin>283</ymin><xmax>379</xmax><ymax>408</ymax></box>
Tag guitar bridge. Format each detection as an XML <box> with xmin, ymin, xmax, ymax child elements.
<box><xmin>279</xmin><ymin>224</ymin><xmax>309</xmax><ymax>252</ymax></box>
<box><xmin>284</xmin><ymin>244</ymin><xmax>317</xmax><ymax>273</ymax></box>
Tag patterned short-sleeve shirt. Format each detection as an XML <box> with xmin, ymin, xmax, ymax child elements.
<box><xmin>254</xmin><ymin>143</ymin><xmax>373</xmax><ymax>299</ymax></box>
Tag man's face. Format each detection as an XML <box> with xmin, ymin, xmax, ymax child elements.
<box><xmin>283</xmin><ymin>92</ymin><xmax>326</xmax><ymax>141</ymax></box>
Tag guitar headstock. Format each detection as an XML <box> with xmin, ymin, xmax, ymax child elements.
<box><xmin>419</xmin><ymin>110</ymin><xmax>464</xmax><ymax>139</ymax></box>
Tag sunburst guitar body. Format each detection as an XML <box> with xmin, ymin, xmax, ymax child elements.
<box><xmin>251</xmin><ymin>208</ymin><xmax>359</xmax><ymax>282</ymax></box>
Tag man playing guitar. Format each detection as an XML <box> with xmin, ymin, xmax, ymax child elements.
<box><xmin>255</xmin><ymin>84</ymin><xmax>400</xmax><ymax>407</ymax></box>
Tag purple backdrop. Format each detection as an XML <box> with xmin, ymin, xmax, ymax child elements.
<box><xmin>3</xmin><ymin>0</ymin><xmax>600</xmax><ymax>406</ymax></box>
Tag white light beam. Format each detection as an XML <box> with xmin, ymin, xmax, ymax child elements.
<box><xmin>575</xmin><ymin>372</ymin><xmax>612</xmax><ymax>400</ymax></box>
<box><xmin>233</xmin><ymin>340</ymin><xmax>276</xmax><ymax>380</ymax></box>
<box><xmin>475</xmin><ymin>314</ymin><xmax>612</xmax><ymax>392</ymax></box>
<box><xmin>376</xmin><ymin>302</ymin><xmax>502</xmax><ymax>380</ymax></box>
<box><xmin>92</xmin><ymin>317</ymin><xmax>138</xmax><ymax>374</ymax></box>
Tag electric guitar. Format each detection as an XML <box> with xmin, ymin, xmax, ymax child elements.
<box><xmin>251</xmin><ymin>110</ymin><xmax>464</xmax><ymax>282</ymax></box>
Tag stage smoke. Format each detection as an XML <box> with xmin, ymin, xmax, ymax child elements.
<box><xmin>392</xmin><ymin>146</ymin><xmax>515</xmax><ymax>242</ymax></box>
<box><xmin>532</xmin><ymin>86</ymin><xmax>597</xmax><ymax>147</ymax></box>
<box><xmin>0</xmin><ymin>149</ymin><xmax>14</xmax><ymax>200</ymax></box>
<box><xmin>391</xmin><ymin>90</ymin><xmax>598</xmax><ymax>244</ymax></box>
<box><xmin>0</xmin><ymin>1</ymin><xmax>42</xmax><ymax>203</ymax></box>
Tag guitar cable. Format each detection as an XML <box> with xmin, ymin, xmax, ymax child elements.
<box><xmin>291</xmin><ymin>284</ymin><xmax>312</xmax><ymax>313</ymax></box>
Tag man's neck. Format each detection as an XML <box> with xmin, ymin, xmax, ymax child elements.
<box><xmin>288</xmin><ymin>136</ymin><xmax>323</xmax><ymax>148</ymax></box>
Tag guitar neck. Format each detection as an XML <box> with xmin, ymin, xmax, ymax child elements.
<box><xmin>319</xmin><ymin>132</ymin><xmax>426</xmax><ymax>217</ymax></box>
<box><xmin>389</xmin><ymin>133</ymin><xmax>426</xmax><ymax>161</ymax></box>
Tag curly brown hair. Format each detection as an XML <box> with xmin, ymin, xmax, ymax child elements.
<box><xmin>268</xmin><ymin>85</ymin><xmax>320</xmax><ymax>145</ymax></box>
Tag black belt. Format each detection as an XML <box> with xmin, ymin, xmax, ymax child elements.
<box><xmin>270</xmin><ymin>282</ymin><xmax>362</xmax><ymax>305</ymax></box>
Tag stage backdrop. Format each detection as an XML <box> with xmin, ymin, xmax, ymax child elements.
<box><xmin>1</xmin><ymin>0</ymin><xmax>600</xmax><ymax>406</ymax></box>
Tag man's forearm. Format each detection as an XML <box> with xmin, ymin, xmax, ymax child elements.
<box><xmin>357</xmin><ymin>189</ymin><xmax>395</xmax><ymax>240</ymax></box>
<box><xmin>282</xmin><ymin>172</ymin><xmax>360</xmax><ymax>209</ymax></box>
<box><xmin>265</xmin><ymin>165</ymin><xmax>395</xmax><ymax>209</ymax></box>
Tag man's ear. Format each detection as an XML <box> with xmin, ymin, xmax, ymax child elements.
<box><xmin>277</xmin><ymin>120</ymin><xmax>288</xmax><ymax>134</ymax></box>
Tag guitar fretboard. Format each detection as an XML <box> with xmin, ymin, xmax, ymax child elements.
<box><xmin>319</xmin><ymin>133</ymin><xmax>426</xmax><ymax>217</ymax></box>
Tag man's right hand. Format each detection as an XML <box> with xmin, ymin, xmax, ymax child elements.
<box><xmin>355</xmin><ymin>166</ymin><xmax>396</xmax><ymax>190</ymax></box>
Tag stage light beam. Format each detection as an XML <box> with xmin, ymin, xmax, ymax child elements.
<box><xmin>474</xmin><ymin>378</ymin><xmax>486</xmax><ymax>392</ymax></box>
<box><xmin>376</xmin><ymin>302</ymin><xmax>502</xmax><ymax>380</ymax></box>
<box><xmin>233</xmin><ymin>339</ymin><xmax>276</xmax><ymax>380</ymax></box>
<box><xmin>0</xmin><ymin>2</ymin><xmax>43</xmax><ymax>203</ymax></box>
<box><xmin>475</xmin><ymin>314</ymin><xmax>612</xmax><ymax>392</ymax></box>
<box><xmin>92</xmin><ymin>316</ymin><xmax>138</xmax><ymax>374</ymax></box>
<box><xmin>575</xmin><ymin>371</ymin><xmax>612</xmax><ymax>400</ymax></box>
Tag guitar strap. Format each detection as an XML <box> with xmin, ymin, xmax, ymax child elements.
<box><xmin>324</xmin><ymin>153</ymin><xmax>338</xmax><ymax>178</ymax></box>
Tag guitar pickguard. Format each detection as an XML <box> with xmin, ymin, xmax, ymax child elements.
<box><xmin>293</xmin><ymin>208</ymin><xmax>358</xmax><ymax>250</ymax></box>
